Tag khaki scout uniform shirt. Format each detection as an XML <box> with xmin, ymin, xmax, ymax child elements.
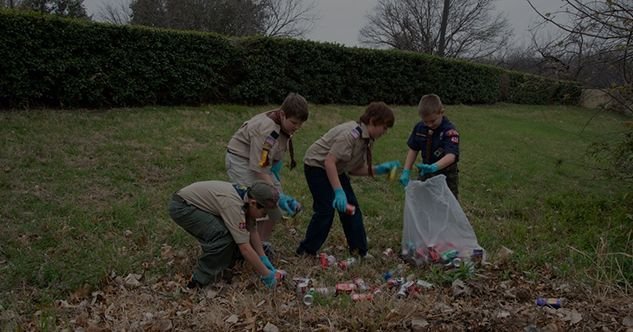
<box><xmin>304</xmin><ymin>121</ymin><xmax>372</xmax><ymax>174</ymax></box>
<box><xmin>227</xmin><ymin>111</ymin><xmax>289</xmax><ymax>173</ymax></box>
<box><xmin>177</xmin><ymin>181</ymin><xmax>254</xmax><ymax>244</ymax></box>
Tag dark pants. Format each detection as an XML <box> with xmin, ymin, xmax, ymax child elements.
<box><xmin>297</xmin><ymin>165</ymin><xmax>368</xmax><ymax>257</ymax></box>
<box><xmin>168</xmin><ymin>194</ymin><xmax>241</xmax><ymax>285</ymax></box>
<box><xmin>420</xmin><ymin>164</ymin><xmax>459</xmax><ymax>199</ymax></box>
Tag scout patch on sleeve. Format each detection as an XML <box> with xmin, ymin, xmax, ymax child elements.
<box><xmin>239</xmin><ymin>218</ymin><xmax>247</xmax><ymax>230</ymax></box>
<box><xmin>446</xmin><ymin>129</ymin><xmax>459</xmax><ymax>144</ymax></box>
<box><xmin>351</xmin><ymin>126</ymin><xmax>362</xmax><ymax>139</ymax></box>
<box><xmin>259</xmin><ymin>131</ymin><xmax>279</xmax><ymax>167</ymax></box>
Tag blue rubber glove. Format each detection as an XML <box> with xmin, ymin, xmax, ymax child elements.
<box><xmin>260</xmin><ymin>255</ymin><xmax>275</xmax><ymax>271</ymax></box>
<box><xmin>279</xmin><ymin>193</ymin><xmax>299</xmax><ymax>215</ymax></box>
<box><xmin>332</xmin><ymin>187</ymin><xmax>348</xmax><ymax>213</ymax></box>
<box><xmin>415</xmin><ymin>163</ymin><xmax>439</xmax><ymax>175</ymax></box>
<box><xmin>374</xmin><ymin>160</ymin><xmax>402</xmax><ymax>175</ymax></box>
<box><xmin>270</xmin><ymin>160</ymin><xmax>282</xmax><ymax>181</ymax></box>
<box><xmin>260</xmin><ymin>269</ymin><xmax>277</xmax><ymax>288</ymax></box>
<box><xmin>399</xmin><ymin>169</ymin><xmax>411</xmax><ymax>187</ymax></box>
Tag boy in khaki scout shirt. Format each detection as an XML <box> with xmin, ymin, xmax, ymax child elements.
<box><xmin>168</xmin><ymin>180</ymin><xmax>285</xmax><ymax>289</ymax></box>
<box><xmin>226</xmin><ymin>92</ymin><xmax>309</xmax><ymax>255</ymax></box>
<box><xmin>296</xmin><ymin>102</ymin><xmax>401</xmax><ymax>257</ymax></box>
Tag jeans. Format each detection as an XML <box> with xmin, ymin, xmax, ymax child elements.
<box><xmin>296</xmin><ymin>165</ymin><xmax>368</xmax><ymax>256</ymax></box>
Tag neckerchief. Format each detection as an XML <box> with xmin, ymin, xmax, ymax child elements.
<box><xmin>266</xmin><ymin>109</ymin><xmax>297</xmax><ymax>169</ymax></box>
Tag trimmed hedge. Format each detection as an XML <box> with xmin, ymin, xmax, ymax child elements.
<box><xmin>0</xmin><ymin>10</ymin><xmax>581</xmax><ymax>109</ymax></box>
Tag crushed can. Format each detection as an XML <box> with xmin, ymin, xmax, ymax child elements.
<box><xmin>440</xmin><ymin>249</ymin><xmax>459</xmax><ymax>263</ymax></box>
<box><xmin>294</xmin><ymin>278</ymin><xmax>311</xmax><ymax>297</ymax></box>
<box><xmin>396</xmin><ymin>280</ymin><xmax>416</xmax><ymax>298</ymax></box>
<box><xmin>387</xmin><ymin>277</ymin><xmax>404</xmax><ymax>288</ymax></box>
<box><xmin>351</xmin><ymin>293</ymin><xmax>374</xmax><ymax>302</ymax></box>
<box><xmin>536</xmin><ymin>297</ymin><xmax>564</xmax><ymax>309</ymax></box>
<box><xmin>353</xmin><ymin>277</ymin><xmax>368</xmax><ymax>291</ymax></box>
<box><xmin>313</xmin><ymin>286</ymin><xmax>335</xmax><ymax>296</ymax></box>
<box><xmin>274</xmin><ymin>270</ymin><xmax>287</xmax><ymax>281</ymax></box>
<box><xmin>428</xmin><ymin>246</ymin><xmax>441</xmax><ymax>263</ymax></box>
<box><xmin>335</xmin><ymin>282</ymin><xmax>357</xmax><ymax>295</ymax></box>
<box><xmin>338</xmin><ymin>257</ymin><xmax>356</xmax><ymax>270</ymax></box>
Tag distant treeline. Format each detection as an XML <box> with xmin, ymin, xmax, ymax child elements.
<box><xmin>0</xmin><ymin>10</ymin><xmax>581</xmax><ymax>109</ymax></box>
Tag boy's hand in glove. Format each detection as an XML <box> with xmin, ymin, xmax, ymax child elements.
<box><xmin>332</xmin><ymin>188</ymin><xmax>347</xmax><ymax>213</ymax></box>
<box><xmin>415</xmin><ymin>163</ymin><xmax>438</xmax><ymax>175</ymax></box>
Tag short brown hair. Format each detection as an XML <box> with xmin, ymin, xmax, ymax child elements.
<box><xmin>359</xmin><ymin>102</ymin><xmax>395</xmax><ymax>128</ymax></box>
<box><xmin>418</xmin><ymin>94</ymin><xmax>443</xmax><ymax>116</ymax></box>
<box><xmin>281</xmin><ymin>92</ymin><xmax>309</xmax><ymax>121</ymax></box>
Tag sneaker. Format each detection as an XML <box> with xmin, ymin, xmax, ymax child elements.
<box><xmin>186</xmin><ymin>276</ymin><xmax>203</xmax><ymax>289</ymax></box>
<box><xmin>221</xmin><ymin>268</ymin><xmax>233</xmax><ymax>284</ymax></box>
<box><xmin>263</xmin><ymin>242</ymin><xmax>275</xmax><ymax>259</ymax></box>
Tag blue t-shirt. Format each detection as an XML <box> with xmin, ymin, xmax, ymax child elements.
<box><xmin>406</xmin><ymin>116</ymin><xmax>459</xmax><ymax>164</ymax></box>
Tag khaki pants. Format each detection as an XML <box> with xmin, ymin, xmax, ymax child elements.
<box><xmin>168</xmin><ymin>194</ymin><xmax>241</xmax><ymax>285</ymax></box>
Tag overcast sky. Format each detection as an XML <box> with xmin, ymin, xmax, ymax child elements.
<box><xmin>83</xmin><ymin>0</ymin><xmax>562</xmax><ymax>47</ymax></box>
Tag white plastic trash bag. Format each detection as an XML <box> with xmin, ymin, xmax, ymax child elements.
<box><xmin>401</xmin><ymin>175</ymin><xmax>484</xmax><ymax>265</ymax></box>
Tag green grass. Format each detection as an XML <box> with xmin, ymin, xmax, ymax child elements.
<box><xmin>0</xmin><ymin>103</ymin><xmax>631</xmax><ymax>320</ymax></box>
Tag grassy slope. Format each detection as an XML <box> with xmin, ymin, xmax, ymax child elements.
<box><xmin>0</xmin><ymin>104</ymin><xmax>630</xmax><ymax>316</ymax></box>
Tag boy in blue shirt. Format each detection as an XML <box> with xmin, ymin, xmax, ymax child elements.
<box><xmin>399</xmin><ymin>94</ymin><xmax>460</xmax><ymax>199</ymax></box>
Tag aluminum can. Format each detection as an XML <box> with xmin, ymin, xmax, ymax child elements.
<box><xmin>351</xmin><ymin>293</ymin><xmax>374</xmax><ymax>302</ymax></box>
<box><xmin>337</xmin><ymin>257</ymin><xmax>356</xmax><ymax>270</ymax></box>
<box><xmin>387</xmin><ymin>277</ymin><xmax>403</xmax><ymax>288</ymax></box>
<box><xmin>440</xmin><ymin>249</ymin><xmax>459</xmax><ymax>263</ymax></box>
<box><xmin>345</xmin><ymin>203</ymin><xmax>356</xmax><ymax>216</ymax></box>
<box><xmin>353</xmin><ymin>277</ymin><xmax>368</xmax><ymax>291</ymax></box>
<box><xmin>303</xmin><ymin>290</ymin><xmax>314</xmax><ymax>306</ymax></box>
<box><xmin>388</xmin><ymin>166</ymin><xmax>398</xmax><ymax>181</ymax></box>
<box><xmin>313</xmin><ymin>287</ymin><xmax>335</xmax><ymax>296</ymax></box>
<box><xmin>335</xmin><ymin>282</ymin><xmax>357</xmax><ymax>294</ymax></box>
<box><xmin>536</xmin><ymin>297</ymin><xmax>564</xmax><ymax>309</ymax></box>
<box><xmin>428</xmin><ymin>246</ymin><xmax>441</xmax><ymax>263</ymax></box>
<box><xmin>319</xmin><ymin>253</ymin><xmax>329</xmax><ymax>268</ymax></box>
<box><xmin>274</xmin><ymin>270</ymin><xmax>286</xmax><ymax>281</ymax></box>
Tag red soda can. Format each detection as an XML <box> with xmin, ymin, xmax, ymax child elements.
<box><xmin>274</xmin><ymin>270</ymin><xmax>287</xmax><ymax>281</ymax></box>
<box><xmin>351</xmin><ymin>293</ymin><xmax>374</xmax><ymax>302</ymax></box>
<box><xmin>335</xmin><ymin>282</ymin><xmax>357</xmax><ymax>294</ymax></box>
<box><xmin>428</xmin><ymin>246</ymin><xmax>441</xmax><ymax>263</ymax></box>
<box><xmin>345</xmin><ymin>204</ymin><xmax>356</xmax><ymax>215</ymax></box>
<box><xmin>319</xmin><ymin>253</ymin><xmax>329</xmax><ymax>268</ymax></box>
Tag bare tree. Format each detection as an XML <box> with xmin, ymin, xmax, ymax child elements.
<box><xmin>4</xmin><ymin>0</ymin><xmax>88</xmax><ymax>17</ymax></box>
<box><xmin>359</xmin><ymin>0</ymin><xmax>513</xmax><ymax>59</ymax></box>
<box><xmin>259</xmin><ymin>0</ymin><xmax>317</xmax><ymax>38</ymax></box>
<box><xmin>527</xmin><ymin>0</ymin><xmax>632</xmax><ymax>87</ymax></box>
<box><xmin>97</xmin><ymin>0</ymin><xmax>132</xmax><ymax>24</ymax></box>
<box><xmin>128</xmin><ymin>0</ymin><xmax>315</xmax><ymax>37</ymax></box>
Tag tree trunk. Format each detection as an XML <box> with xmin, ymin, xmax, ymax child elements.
<box><xmin>438</xmin><ymin>0</ymin><xmax>450</xmax><ymax>56</ymax></box>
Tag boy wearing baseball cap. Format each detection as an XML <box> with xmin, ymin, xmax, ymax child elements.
<box><xmin>168</xmin><ymin>180</ymin><xmax>285</xmax><ymax>289</ymax></box>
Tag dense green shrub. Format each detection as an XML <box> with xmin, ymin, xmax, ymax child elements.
<box><xmin>0</xmin><ymin>10</ymin><xmax>581</xmax><ymax>109</ymax></box>
<box><xmin>0</xmin><ymin>10</ymin><xmax>237</xmax><ymax>108</ymax></box>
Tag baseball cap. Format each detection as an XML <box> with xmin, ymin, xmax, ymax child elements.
<box><xmin>248</xmin><ymin>180</ymin><xmax>282</xmax><ymax>221</ymax></box>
